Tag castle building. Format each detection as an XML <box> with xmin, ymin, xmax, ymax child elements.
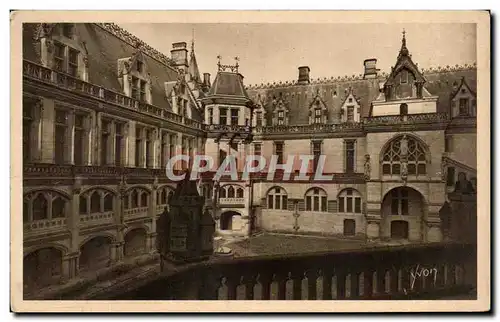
<box><xmin>21</xmin><ymin>23</ymin><xmax>477</xmax><ymax>294</ymax></box>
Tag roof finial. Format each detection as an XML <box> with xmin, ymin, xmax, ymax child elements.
<box><xmin>398</xmin><ymin>28</ymin><xmax>409</xmax><ymax>58</ymax></box>
<box><xmin>191</xmin><ymin>28</ymin><xmax>195</xmax><ymax>55</ymax></box>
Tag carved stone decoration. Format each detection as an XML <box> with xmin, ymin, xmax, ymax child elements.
<box><xmin>441</xmin><ymin>157</ymin><xmax>447</xmax><ymax>182</ymax></box>
<box><xmin>400</xmin><ymin>135</ymin><xmax>408</xmax><ymax>156</ymax></box>
<box><xmin>153</xmin><ymin>176</ymin><xmax>159</xmax><ymax>190</ymax></box>
<box><xmin>453</xmin><ymin>172</ymin><xmax>474</xmax><ymax>194</ymax></box>
<box><xmin>401</xmin><ymin>161</ymin><xmax>408</xmax><ymax>184</ymax></box>
<box><xmin>363</xmin><ymin>154</ymin><xmax>371</xmax><ymax>180</ymax></box>
<box><xmin>83</xmin><ymin>55</ymin><xmax>89</xmax><ymax>68</ymax></box>
<box><xmin>45</xmin><ymin>39</ymin><xmax>54</xmax><ymax>54</ymax></box>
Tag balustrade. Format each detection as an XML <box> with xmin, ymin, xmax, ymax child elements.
<box><xmin>79</xmin><ymin>211</ymin><xmax>114</xmax><ymax>227</ymax></box>
<box><xmin>24</xmin><ymin>217</ymin><xmax>67</xmax><ymax>232</ymax></box>
<box><xmin>112</xmin><ymin>242</ymin><xmax>475</xmax><ymax>300</ymax></box>
<box><xmin>124</xmin><ymin>207</ymin><xmax>149</xmax><ymax>220</ymax></box>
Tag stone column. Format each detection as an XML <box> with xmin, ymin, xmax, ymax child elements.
<box><xmin>365</xmin><ymin>203</ymin><xmax>382</xmax><ymax>240</ymax></box>
<box><xmin>62</xmin><ymin>252</ymin><xmax>80</xmax><ymax>282</ymax></box>
<box><xmin>95</xmin><ymin>111</ymin><xmax>102</xmax><ymax>165</ymax></box>
<box><xmin>40</xmin><ymin>97</ymin><xmax>55</xmax><ymax>163</ymax></box>
<box><xmin>128</xmin><ymin>121</ymin><xmax>136</xmax><ymax>167</ymax></box>
<box><xmin>425</xmin><ymin>204</ymin><xmax>443</xmax><ymax>242</ymax></box>
<box><xmin>66</xmin><ymin>110</ymin><xmax>75</xmax><ymax>164</ymax></box>
<box><xmin>109</xmin><ymin>121</ymin><xmax>117</xmax><ymax>165</ymax></box>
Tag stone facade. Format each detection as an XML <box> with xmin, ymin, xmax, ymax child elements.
<box><xmin>22</xmin><ymin>23</ymin><xmax>477</xmax><ymax>294</ymax></box>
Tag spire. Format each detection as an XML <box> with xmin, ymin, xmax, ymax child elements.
<box><xmin>188</xmin><ymin>28</ymin><xmax>201</xmax><ymax>82</ymax></box>
<box><xmin>398</xmin><ymin>28</ymin><xmax>409</xmax><ymax>58</ymax></box>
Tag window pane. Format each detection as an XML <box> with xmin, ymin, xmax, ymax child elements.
<box><xmin>274</xmin><ymin>195</ymin><xmax>281</xmax><ymax>210</ymax></box>
<box><xmin>408</xmin><ymin>163</ymin><xmax>416</xmax><ymax>175</ymax></box>
<box><xmin>282</xmin><ymin>196</ymin><xmax>288</xmax><ymax>210</ymax></box>
<box><xmin>417</xmin><ymin>163</ymin><xmax>426</xmax><ymax>175</ymax></box>
<box><xmin>354</xmin><ymin>197</ymin><xmax>361</xmax><ymax>213</ymax></box>
<box><xmin>346</xmin><ymin>197</ymin><xmax>353</xmax><ymax>212</ymax></box>
<box><xmin>306</xmin><ymin>196</ymin><xmax>312</xmax><ymax>211</ymax></box>
<box><xmin>339</xmin><ymin>198</ymin><xmax>344</xmax><ymax>213</ymax></box>
<box><xmin>321</xmin><ymin>196</ymin><xmax>327</xmax><ymax>212</ymax></box>
<box><xmin>392</xmin><ymin>164</ymin><xmax>400</xmax><ymax>174</ymax></box>
<box><xmin>268</xmin><ymin>195</ymin><xmax>273</xmax><ymax>209</ymax></box>
<box><xmin>313</xmin><ymin>196</ymin><xmax>319</xmax><ymax>211</ymax></box>
<box><xmin>382</xmin><ymin>164</ymin><xmax>391</xmax><ymax>175</ymax></box>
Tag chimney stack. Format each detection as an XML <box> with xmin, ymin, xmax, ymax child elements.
<box><xmin>171</xmin><ymin>42</ymin><xmax>188</xmax><ymax>71</ymax></box>
<box><xmin>203</xmin><ymin>73</ymin><xmax>211</xmax><ymax>86</ymax></box>
<box><xmin>297</xmin><ymin>66</ymin><xmax>310</xmax><ymax>85</ymax></box>
<box><xmin>363</xmin><ymin>59</ymin><xmax>378</xmax><ymax>79</ymax></box>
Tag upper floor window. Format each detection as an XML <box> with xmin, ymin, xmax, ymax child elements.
<box><xmin>54</xmin><ymin>109</ymin><xmax>69</xmax><ymax>164</ymax></box>
<box><xmin>267</xmin><ymin>187</ymin><xmax>287</xmax><ymax>210</ymax></box>
<box><xmin>68</xmin><ymin>48</ymin><xmax>79</xmax><ymax>77</ymax></box>
<box><xmin>219</xmin><ymin>108</ymin><xmax>227</xmax><ymax>125</ymax></box>
<box><xmin>256</xmin><ymin>112</ymin><xmax>263</xmax><ymax>127</ymax></box>
<box><xmin>53</xmin><ymin>41</ymin><xmax>65</xmax><ymax>72</ymax></box>
<box><xmin>136</xmin><ymin>60</ymin><xmax>144</xmax><ymax>73</ymax></box>
<box><xmin>338</xmin><ymin>188</ymin><xmax>362</xmax><ymax>214</ymax></box>
<box><xmin>459</xmin><ymin>98</ymin><xmax>469</xmax><ymax>116</ymax></box>
<box><xmin>312</xmin><ymin>141</ymin><xmax>322</xmax><ymax>171</ymax></box>
<box><xmin>346</xmin><ymin>106</ymin><xmax>355</xmax><ymax>122</ymax></box>
<box><xmin>274</xmin><ymin>141</ymin><xmax>284</xmax><ymax>164</ymax></box>
<box><xmin>53</xmin><ymin>41</ymin><xmax>79</xmax><ymax>77</ymax></box>
<box><xmin>62</xmin><ymin>23</ymin><xmax>74</xmax><ymax>38</ymax></box>
<box><xmin>277</xmin><ymin>111</ymin><xmax>285</xmax><ymax>125</ymax></box>
<box><xmin>23</xmin><ymin>103</ymin><xmax>35</xmax><ymax>163</ymax></box>
<box><xmin>314</xmin><ymin>108</ymin><xmax>322</xmax><ymax>124</ymax></box>
<box><xmin>131</xmin><ymin>77</ymin><xmax>147</xmax><ymax>102</ymax></box>
<box><xmin>230</xmin><ymin>109</ymin><xmax>239</xmax><ymax>125</ymax></box>
<box><xmin>401</xmin><ymin>70</ymin><xmax>408</xmax><ymax>84</ymax></box>
<box><xmin>208</xmin><ymin>108</ymin><xmax>213</xmax><ymax>125</ymax></box>
<box><xmin>344</xmin><ymin>140</ymin><xmax>356</xmax><ymax>173</ymax></box>
<box><xmin>305</xmin><ymin>188</ymin><xmax>327</xmax><ymax>212</ymax></box>
<box><xmin>382</xmin><ymin>136</ymin><xmax>427</xmax><ymax>176</ymax></box>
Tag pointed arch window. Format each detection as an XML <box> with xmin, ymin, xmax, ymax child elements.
<box><xmin>32</xmin><ymin>194</ymin><xmax>48</xmax><ymax>220</ymax></box>
<box><xmin>382</xmin><ymin>136</ymin><xmax>427</xmax><ymax>176</ymax></box>
<box><xmin>90</xmin><ymin>191</ymin><xmax>101</xmax><ymax>213</ymax></box>
<box><xmin>51</xmin><ymin>197</ymin><xmax>66</xmax><ymax>218</ymax></box>
<box><xmin>103</xmin><ymin>194</ymin><xmax>114</xmax><ymax>212</ymax></box>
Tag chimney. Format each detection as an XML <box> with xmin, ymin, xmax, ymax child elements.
<box><xmin>170</xmin><ymin>42</ymin><xmax>188</xmax><ymax>71</ymax></box>
<box><xmin>297</xmin><ymin>66</ymin><xmax>310</xmax><ymax>85</ymax></box>
<box><xmin>203</xmin><ymin>73</ymin><xmax>211</xmax><ymax>87</ymax></box>
<box><xmin>363</xmin><ymin>59</ymin><xmax>378</xmax><ymax>79</ymax></box>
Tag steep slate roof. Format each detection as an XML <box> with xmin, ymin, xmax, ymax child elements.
<box><xmin>208</xmin><ymin>72</ymin><xmax>251</xmax><ymax>99</ymax></box>
<box><xmin>245</xmin><ymin>32</ymin><xmax>476</xmax><ymax>126</ymax></box>
<box><xmin>23</xmin><ymin>23</ymin><xmax>180</xmax><ymax>110</ymax></box>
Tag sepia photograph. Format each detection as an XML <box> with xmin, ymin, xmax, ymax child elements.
<box><xmin>10</xmin><ymin>10</ymin><xmax>490</xmax><ymax>312</ymax></box>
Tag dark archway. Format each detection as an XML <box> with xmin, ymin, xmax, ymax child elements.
<box><xmin>79</xmin><ymin>236</ymin><xmax>112</xmax><ymax>272</ymax></box>
<box><xmin>381</xmin><ymin>187</ymin><xmax>425</xmax><ymax>217</ymax></box>
<box><xmin>124</xmin><ymin>228</ymin><xmax>147</xmax><ymax>257</ymax></box>
<box><xmin>23</xmin><ymin>247</ymin><xmax>63</xmax><ymax>291</ymax></box>
<box><xmin>220</xmin><ymin>211</ymin><xmax>242</xmax><ymax>231</ymax></box>
<box><xmin>391</xmin><ymin>220</ymin><xmax>409</xmax><ymax>239</ymax></box>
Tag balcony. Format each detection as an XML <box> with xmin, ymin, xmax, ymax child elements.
<box><xmin>218</xmin><ymin>198</ymin><xmax>246</xmax><ymax>206</ymax></box>
<box><xmin>124</xmin><ymin>207</ymin><xmax>149</xmax><ymax>220</ymax></box>
<box><xmin>23</xmin><ymin>60</ymin><xmax>203</xmax><ymax>131</ymax></box>
<box><xmin>79</xmin><ymin>212</ymin><xmax>114</xmax><ymax>227</ymax></box>
<box><xmin>106</xmin><ymin>241</ymin><xmax>475</xmax><ymax>300</ymax></box>
<box><xmin>363</xmin><ymin>113</ymin><xmax>449</xmax><ymax>126</ymax></box>
<box><xmin>254</xmin><ymin>122</ymin><xmax>363</xmax><ymax>135</ymax></box>
<box><xmin>24</xmin><ymin>218</ymin><xmax>67</xmax><ymax>233</ymax></box>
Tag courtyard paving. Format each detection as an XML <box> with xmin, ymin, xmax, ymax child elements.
<box><xmin>216</xmin><ymin>233</ymin><xmax>418</xmax><ymax>258</ymax></box>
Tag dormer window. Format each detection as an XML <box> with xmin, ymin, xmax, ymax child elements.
<box><xmin>256</xmin><ymin>112</ymin><xmax>263</xmax><ymax>127</ymax></box>
<box><xmin>137</xmin><ymin>60</ymin><xmax>144</xmax><ymax>73</ymax></box>
<box><xmin>53</xmin><ymin>41</ymin><xmax>65</xmax><ymax>72</ymax></box>
<box><xmin>230</xmin><ymin>109</ymin><xmax>239</xmax><ymax>125</ymax></box>
<box><xmin>348</xmin><ymin>98</ymin><xmax>353</xmax><ymax>103</ymax></box>
<box><xmin>459</xmin><ymin>98</ymin><xmax>469</xmax><ymax>116</ymax></box>
<box><xmin>277</xmin><ymin>111</ymin><xmax>285</xmax><ymax>125</ymax></box>
<box><xmin>401</xmin><ymin>70</ymin><xmax>408</xmax><ymax>84</ymax></box>
<box><xmin>62</xmin><ymin>24</ymin><xmax>74</xmax><ymax>39</ymax></box>
<box><xmin>68</xmin><ymin>48</ymin><xmax>78</xmax><ymax>77</ymax></box>
<box><xmin>131</xmin><ymin>76</ymin><xmax>147</xmax><ymax>101</ymax></box>
<box><xmin>314</xmin><ymin>108</ymin><xmax>322</xmax><ymax>124</ymax></box>
<box><xmin>347</xmin><ymin>106</ymin><xmax>355</xmax><ymax>122</ymax></box>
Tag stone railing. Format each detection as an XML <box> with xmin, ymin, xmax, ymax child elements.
<box><xmin>110</xmin><ymin>241</ymin><xmax>476</xmax><ymax>300</ymax></box>
<box><xmin>363</xmin><ymin>113</ymin><xmax>449</xmax><ymax>126</ymax></box>
<box><xmin>23</xmin><ymin>60</ymin><xmax>203</xmax><ymax>131</ymax></box>
<box><xmin>24</xmin><ymin>217</ymin><xmax>67</xmax><ymax>232</ymax></box>
<box><xmin>79</xmin><ymin>211</ymin><xmax>115</xmax><ymax>227</ymax></box>
<box><xmin>23</xmin><ymin>164</ymin><xmax>181</xmax><ymax>178</ymax></box>
<box><xmin>253</xmin><ymin>122</ymin><xmax>363</xmax><ymax>135</ymax></box>
<box><xmin>204</xmin><ymin>124</ymin><xmax>252</xmax><ymax>134</ymax></box>
<box><xmin>124</xmin><ymin>207</ymin><xmax>149</xmax><ymax>220</ymax></box>
<box><xmin>218</xmin><ymin>197</ymin><xmax>245</xmax><ymax>205</ymax></box>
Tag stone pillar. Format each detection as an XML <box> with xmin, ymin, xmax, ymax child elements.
<box><xmin>425</xmin><ymin>205</ymin><xmax>443</xmax><ymax>242</ymax></box>
<box><xmin>365</xmin><ymin>202</ymin><xmax>382</xmax><ymax>240</ymax></box>
<box><xmin>109</xmin><ymin>121</ymin><xmax>117</xmax><ymax>165</ymax></box>
<box><xmin>128</xmin><ymin>121</ymin><xmax>136</xmax><ymax>167</ymax></box>
<box><xmin>40</xmin><ymin>97</ymin><xmax>55</xmax><ymax>163</ymax></box>
<box><xmin>66</xmin><ymin>110</ymin><xmax>75</xmax><ymax>164</ymax></box>
<box><xmin>95</xmin><ymin>111</ymin><xmax>102</xmax><ymax>165</ymax></box>
<box><xmin>62</xmin><ymin>252</ymin><xmax>80</xmax><ymax>282</ymax></box>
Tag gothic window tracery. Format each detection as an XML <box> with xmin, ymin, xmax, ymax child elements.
<box><xmin>267</xmin><ymin>187</ymin><xmax>287</xmax><ymax>210</ymax></box>
<box><xmin>305</xmin><ymin>188</ymin><xmax>327</xmax><ymax>212</ymax></box>
<box><xmin>382</xmin><ymin>136</ymin><xmax>427</xmax><ymax>176</ymax></box>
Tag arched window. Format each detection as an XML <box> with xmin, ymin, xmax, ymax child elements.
<box><xmin>305</xmin><ymin>188</ymin><xmax>327</xmax><ymax>212</ymax></box>
<box><xmin>236</xmin><ymin>188</ymin><xmax>244</xmax><ymax>198</ymax></box>
<box><xmin>90</xmin><ymin>191</ymin><xmax>101</xmax><ymax>213</ymax></box>
<box><xmin>267</xmin><ymin>187</ymin><xmax>287</xmax><ymax>210</ymax></box>
<box><xmin>219</xmin><ymin>187</ymin><xmax>226</xmax><ymax>198</ymax></box>
<box><xmin>131</xmin><ymin>190</ymin><xmax>138</xmax><ymax>208</ymax></box>
<box><xmin>51</xmin><ymin>197</ymin><xmax>66</xmax><ymax>218</ymax></box>
<box><xmin>140</xmin><ymin>192</ymin><xmax>148</xmax><ymax>207</ymax></box>
<box><xmin>227</xmin><ymin>186</ymin><xmax>235</xmax><ymax>198</ymax></box>
<box><xmin>338</xmin><ymin>189</ymin><xmax>362</xmax><ymax>214</ymax></box>
<box><xmin>382</xmin><ymin>136</ymin><xmax>427</xmax><ymax>176</ymax></box>
<box><xmin>79</xmin><ymin>195</ymin><xmax>88</xmax><ymax>214</ymax></box>
<box><xmin>32</xmin><ymin>194</ymin><xmax>48</xmax><ymax>220</ymax></box>
<box><xmin>103</xmin><ymin>194</ymin><xmax>113</xmax><ymax>212</ymax></box>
